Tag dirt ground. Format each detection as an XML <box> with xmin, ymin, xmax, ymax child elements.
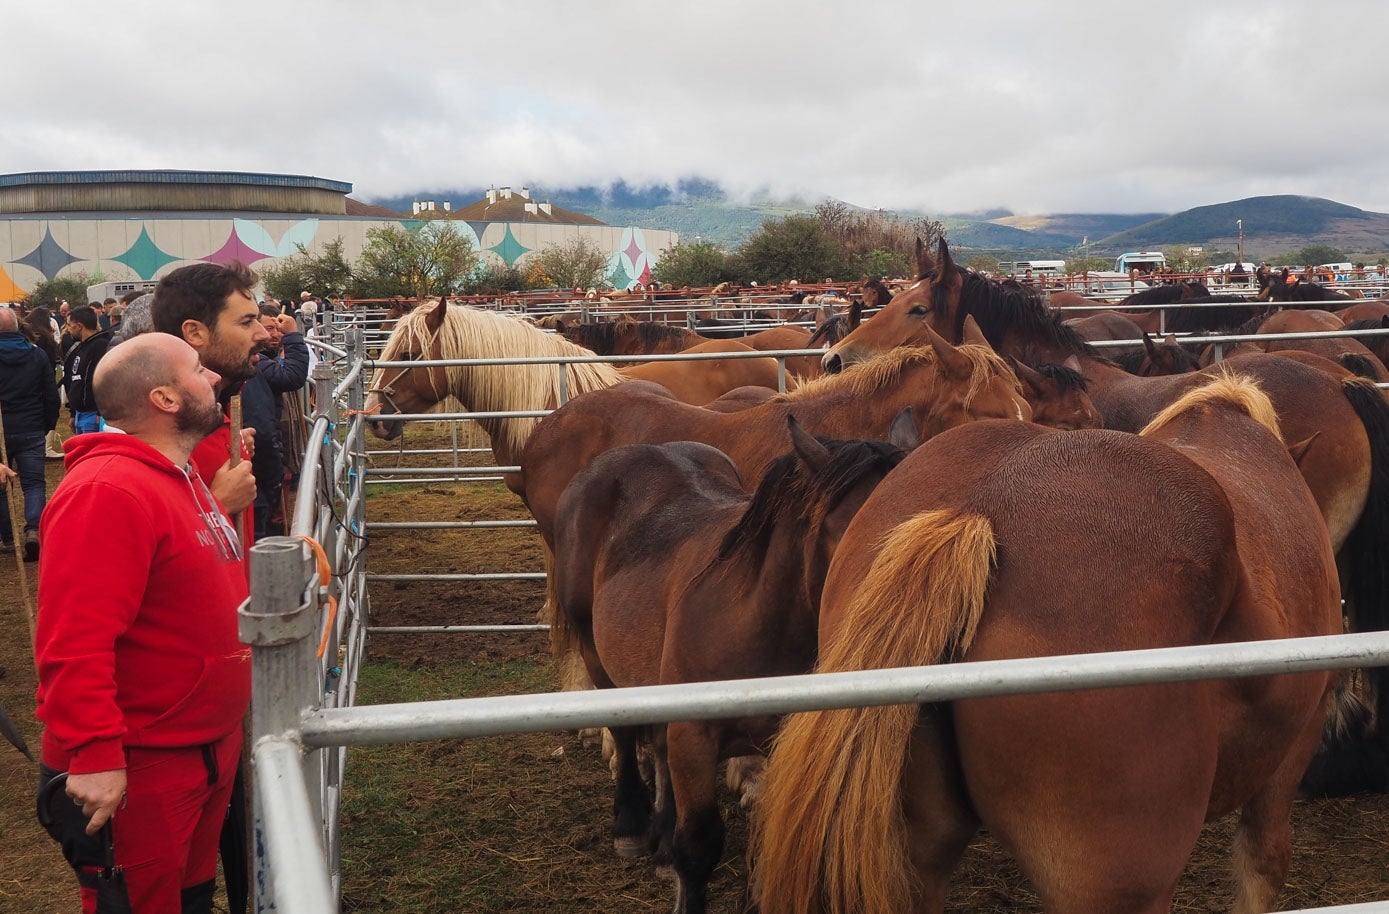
<box><xmin>3</xmin><ymin>432</ymin><xmax>1388</xmax><ymax>912</ymax></box>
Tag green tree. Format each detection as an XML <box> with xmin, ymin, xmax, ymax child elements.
<box><xmin>529</xmin><ymin>235</ymin><xmax>611</xmax><ymax>291</ymax></box>
<box><xmin>356</xmin><ymin>222</ymin><xmax>479</xmax><ymax>299</ymax></box>
<box><xmin>1066</xmin><ymin>256</ymin><xmax>1110</xmax><ymax>273</ymax></box>
<box><xmin>814</xmin><ymin>200</ymin><xmax>945</xmax><ymax>279</ymax></box>
<box><xmin>1295</xmin><ymin>243</ymin><xmax>1347</xmax><ymax>266</ymax></box>
<box><xmin>461</xmin><ymin>262</ymin><xmax>527</xmax><ymax>295</ymax></box>
<box><xmin>23</xmin><ymin>273</ymin><xmax>92</xmax><ymax>310</ymax></box>
<box><xmin>652</xmin><ymin>240</ymin><xmax>734</xmax><ymax>287</ymax></box>
<box><xmin>737</xmin><ymin>214</ymin><xmax>846</xmax><ymax>284</ymax></box>
<box><xmin>261</xmin><ymin>237</ymin><xmax>356</xmax><ymax>301</ymax></box>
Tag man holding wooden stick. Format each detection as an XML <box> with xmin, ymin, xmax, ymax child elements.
<box><xmin>150</xmin><ymin>261</ymin><xmax>269</xmax><ymax>556</ymax></box>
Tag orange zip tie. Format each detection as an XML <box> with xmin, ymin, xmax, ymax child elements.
<box><xmin>298</xmin><ymin>535</ymin><xmax>339</xmax><ymax>659</ymax></box>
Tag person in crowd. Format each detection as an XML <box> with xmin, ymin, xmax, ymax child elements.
<box><xmin>244</xmin><ymin>302</ymin><xmax>309</xmax><ymax>540</ymax></box>
<box><xmin>297</xmin><ymin>290</ymin><xmax>318</xmax><ymax>327</ymax></box>
<box><xmin>98</xmin><ymin>297</ymin><xmax>118</xmax><ymax>332</ymax></box>
<box><xmin>0</xmin><ymin>306</ymin><xmax>60</xmax><ymax>559</ymax></box>
<box><xmin>110</xmin><ymin>293</ymin><xmax>155</xmax><ymax>346</ymax></box>
<box><xmin>151</xmin><ymin>261</ymin><xmax>268</xmax><ymax>556</ymax></box>
<box><xmin>61</xmin><ymin>306</ymin><xmax>113</xmax><ymax>434</ymax></box>
<box><xmin>34</xmin><ymin>333</ymin><xmax>250</xmax><ymax>914</ymax></box>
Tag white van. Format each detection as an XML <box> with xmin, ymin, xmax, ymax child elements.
<box><xmin>1114</xmin><ymin>252</ymin><xmax>1166</xmax><ymax>275</ymax></box>
<box><xmin>998</xmin><ymin>259</ymin><xmax>1066</xmax><ymax>279</ymax></box>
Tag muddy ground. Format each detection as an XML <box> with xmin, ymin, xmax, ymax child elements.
<box><xmin>2</xmin><ymin>432</ymin><xmax>1387</xmax><ymax>912</ymax></box>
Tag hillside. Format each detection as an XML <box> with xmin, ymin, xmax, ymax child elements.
<box><xmin>364</xmin><ymin>182</ymin><xmax>1389</xmax><ymax>258</ymax></box>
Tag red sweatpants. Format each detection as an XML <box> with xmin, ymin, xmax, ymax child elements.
<box><xmin>62</xmin><ymin>729</ymin><xmax>242</xmax><ymax>914</ymax></box>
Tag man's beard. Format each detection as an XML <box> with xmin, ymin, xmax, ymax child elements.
<box><xmin>175</xmin><ymin>391</ymin><xmax>226</xmax><ymax>438</ymax></box>
<box><xmin>204</xmin><ymin>335</ymin><xmax>256</xmax><ymax>384</ymax></box>
<box><xmin>260</xmin><ymin>341</ymin><xmax>283</xmax><ymax>358</ymax></box>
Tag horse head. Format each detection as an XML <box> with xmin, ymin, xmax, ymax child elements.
<box><xmin>365</xmin><ymin>296</ymin><xmax>451</xmax><ymax>440</ymax></box>
<box><xmin>821</xmin><ymin>238</ymin><xmax>963</xmax><ymax>373</ymax></box>
<box><xmin>1009</xmin><ymin>356</ymin><xmax>1102</xmax><ymax>430</ymax></box>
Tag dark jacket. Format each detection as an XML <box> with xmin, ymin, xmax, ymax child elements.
<box><xmin>241</xmin><ymin>333</ymin><xmax>309</xmax><ymax>537</ymax></box>
<box><xmin>0</xmin><ymin>331</ymin><xmax>61</xmax><ymax>438</ymax></box>
<box><xmin>62</xmin><ymin>329</ymin><xmax>114</xmax><ymax>414</ymax></box>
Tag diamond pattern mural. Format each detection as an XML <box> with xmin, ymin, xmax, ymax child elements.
<box><xmin>14</xmin><ymin>228</ymin><xmax>79</xmax><ymax>280</ymax></box>
<box><xmin>113</xmin><ymin>227</ymin><xmax>181</xmax><ymax>280</ymax></box>
<box><xmin>488</xmin><ymin>225</ymin><xmax>530</xmax><ymax>267</ymax></box>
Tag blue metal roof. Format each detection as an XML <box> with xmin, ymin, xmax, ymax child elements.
<box><xmin>0</xmin><ymin>170</ymin><xmax>352</xmax><ymax>194</ymax></box>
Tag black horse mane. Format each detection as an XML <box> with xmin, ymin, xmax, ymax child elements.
<box><xmin>1029</xmin><ymin>361</ymin><xmax>1089</xmax><ymax>392</ymax></box>
<box><xmin>1119</xmin><ymin>284</ymin><xmax>1186</xmax><ymax>307</ymax></box>
<box><xmin>943</xmin><ymin>268</ymin><xmax>1097</xmax><ymax>358</ymax></box>
<box><xmin>712</xmin><ymin>435</ymin><xmax>908</xmax><ymax>564</ymax></box>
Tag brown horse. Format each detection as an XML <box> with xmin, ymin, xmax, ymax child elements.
<box><xmin>555</xmin><ymin>417</ymin><xmax>914</xmax><ymax>914</ymax></box>
<box><xmin>362</xmin><ymin>299</ymin><xmax>792</xmax><ymax>466</ymax></box>
<box><xmin>1010</xmin><ymin>358</ymin><xmax>1103</xmax><ymax>429</ymax></box>
<box><xmin>754</xmin><ymin>375</ymin><xmax>1340</xmax><ymax>913</ymax></box>
<box><xmin>820</xmin><ymin>238</ymin><xmax>1389</xmax><ymax>794</ymax></box>
<box><xmin>559</xmin><ymin>318</ymin><xmax>826</xmax><ymax>380</ymax></box>
<box><xmin>1235</xmin><ymin>308</ymin><xmax>1389</xmax><ymax>383</ymax></box>
<box><xmin>521</xmin><ymin>329</ymin><xmax>1031</xmax><ymax>692</ymax></box>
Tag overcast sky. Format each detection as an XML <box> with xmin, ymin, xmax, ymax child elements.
<box><xmin>6</xmin><ymin>0</ymin><xmax>1386</xmax><ymax>216</ymax></box>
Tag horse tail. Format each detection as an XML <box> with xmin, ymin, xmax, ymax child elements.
<box><xmin>753</xmin><ymin>509</ymin><xmax>994</xmax><ymax>914</ymax></box>
<box><xmin>1338</xmin><ymin>352</ymin><xmax>1381</xmax><ymax>381</ymax></box>
<box><xmin>1304</xmin><ymin>378</ymin><xmax>1389</xmax><ymax>795</ymax></box>
<box><xmin>541</xmin><ymin>542</ymin><xmax>594</xmax><ymax>693</ymax></box>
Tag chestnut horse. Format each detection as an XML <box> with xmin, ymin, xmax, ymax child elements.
<box><xmin>821</xmin><ymin>238</ymin><xmax>1389</xmax><ymax>794</ymax></box>
<box><xmin>362</xmin><ymin>298</ymin><xmax>793</xmax><ymax>466</ymax></box>
<box><xmin>1232</xmin><ymin>309</ymin><xmax>1389</xmax><ymax>383</ymax></box>
<box><xmin>555</xmin><ymin>417</ymin><xmax>913</xmax><ymax>914</ymax></box>
<box><xmin>557</xmin><ymin>318</ymin><xmax>825</xmax><ymax>380</ymax></box>
<box><xmin>754</xmin><ymin>375</ymin><xmax>1340</xmax><ymax>913</ymax></box>
<box><xmin>522</xmin><ymin>327</ymin><xmax>1030</xmax><ymax>691</ymax></box>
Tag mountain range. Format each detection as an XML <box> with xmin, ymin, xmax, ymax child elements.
<box><xmin>364</xmin><ymin>181</ymin><xmax>1389</xmax><ymax>260</ymax></box>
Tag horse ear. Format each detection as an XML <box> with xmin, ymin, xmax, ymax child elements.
<box><xmin>961</xmin><ymin>314</ymin><xmax>989</xmax><ymax>348</ymax></box>
<box><xmin>1063</xmin><ymin>355</ymin><xmax>1083</xmax><ymax>373</ymax></box>
<box><xmin>936</xmin><ymin>237</ymin><xmax>956</xmax><ymax>278</ymax></box>
<box><xmin>425</xmin><ymin>295</ymin><xmax>448</xmax><ymax>332</ymax></box>
<box><xmin>925</xmin><ymin>322</ymin><xmax>974</xmax><ymax>380</ymax></box>
<box><xmin>887</xmin><ymin>407</ymin><xmax>920</xmax><ymax>450</ymax></box>
<box><xmin>787</xmin><ymin>415</ymin><xmax>830</xmax><ymax>471</ymax></box>
<box><xmin>1163</xmin><ymin>333</ymin><xmax>1177</xmax><ymax>347</ymax></box>
<box><xmin>1142</xmin><ymin>332</ymin><xmax>1159</xmax><ymax>359</ymax></box>
<box><xmin>848</xmin><ymin>298</ymin><xmax>864</xmax><ymax>330</ymax></box>
<box><xmin>1008</xmin><ymin>356</ymin><xmax>1045</xmax><ymax>394</ymax></box>
<box><xmin>915</xmin><ymin>237</ymin><xmax>936</xmax><ymax>279</ymax></box>
<box><xmin>1288</xmin><ymin>433</ymin><xmax>1320</xmax><ymax>467</ymax></box>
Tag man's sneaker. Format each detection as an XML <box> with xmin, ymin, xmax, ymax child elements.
<box><xmin>23</xmin><ymin>531</ymin><xmax>39</xmax><ymax>562</ymax></box>
<box><xmin>45</xmin><ymin>449</ymin><xmax>64</xmax><ymax>460</ymax></box>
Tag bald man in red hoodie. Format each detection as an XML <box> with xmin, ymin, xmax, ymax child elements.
<box><xmin>35</xmin><ymin>333</ymin><xmax>250</xmax><ymax>914</ymax></box>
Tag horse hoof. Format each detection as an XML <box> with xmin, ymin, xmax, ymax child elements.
<box><xmin>580</xmin><ymin>727</ymin><xmax>605</xmax><ymax>751</ymax></box>
<box><xmin>614</xmin><ymin>836</ymin><xmax>648</xmax><ymax>859</ymax></box>
<box><xmin>653</xmin><ymin>863</ymin><xmax>678</xmax><ymax>883</ymax></box>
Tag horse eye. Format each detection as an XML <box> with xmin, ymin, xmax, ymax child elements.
<box><xmin>908</xmin><ymin>305</ymin><xmax>929</xmax><ymax>316</ymax></box>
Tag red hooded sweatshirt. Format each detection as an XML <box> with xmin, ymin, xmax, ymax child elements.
<box><xmin>36</xmin><ymin>432</ymin><xmax>252</xmax><ymax>774</ymax></box>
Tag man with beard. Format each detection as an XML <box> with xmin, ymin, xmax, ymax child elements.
<box><xmin>35</xmin><ymin>333</ymin><xmax>250</xmax><ymax>914</ymax></box>
<box><xmin>151</xmin><ymin>261</ymin><xmax>269</xmax><ymax>556</ymax></box>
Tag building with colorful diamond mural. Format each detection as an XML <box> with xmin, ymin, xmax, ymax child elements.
<box><xmin>0</xmin><ymin>171</ymin><xmax>678</xmax><ymax>301</ymax></box>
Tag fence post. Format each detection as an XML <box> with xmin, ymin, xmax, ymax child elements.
<box><xmin>242</xmin><ymin>537</ymin><xmax>324</xmax><ymax>911</ymax></box>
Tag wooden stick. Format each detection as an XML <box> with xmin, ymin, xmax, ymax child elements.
<box><xmin>228</xmin><ymin>394</ymin><xmax>246</xmax><ymax>546</ymax></box>
<box><xmin>0</xmin><ymin>401</ymin><xmax>38</xmax><ymax>653</ymax></box>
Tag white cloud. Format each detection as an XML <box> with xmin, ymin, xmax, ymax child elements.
<box><xmin>4</xmin><ymin>0</ymin><xmax>1387</xmax><ymax>215</ymax></box>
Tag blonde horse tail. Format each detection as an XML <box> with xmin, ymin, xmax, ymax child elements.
<box><xmin>540</xmin><ymin>541</ymin><xmax>595</xmax><ymax>694</ymax></box>
<box><xmin>753</xmin><ymin>509</ymin><xmax>995</xmax><ymax>914</ymax></box>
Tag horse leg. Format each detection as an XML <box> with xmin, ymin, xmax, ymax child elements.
<box><xmin>666</xmin><ymin>720</ymin><xmax>725</xmax><ymax>914</ymax></box>
<box><xmin>1231</xmin><ymin>701</ymin><xmax>1329</xmax><ymax>914</ymax></box>
<box><xmin>611</xmin><ymin>724</ymin><xmax>654</xmax><ymax>859</ymax></box>
<box><xmin>649</xmin><ymin>726</ymin><xmax>677</xmax><ymax>868</ymax></box>
<box><xmin>544</xmin><ymin>540</ymin><xmax>603</xmax><ymax>749</ymax></box>
<box><xmin>725</xmin><ymin>754</ymin><xmax>766</xmax><ymax>809</ymax></box>
<box><xmin>899</xmin><ymin>707</ymin><xmax>977</xmax><ymax>913</ymax></box>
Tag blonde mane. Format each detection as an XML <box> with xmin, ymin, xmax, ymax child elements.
<box><xmin>782</xmin><ymin>343</ymin><xmax>1020</xmax><ymax>408</ymax></box>
<box><xmin>375</xmin><ymin>303</ymin><xmax>625</xmax><ymax>459</ymax></box>
<box><xmin>1140</xmin><ymin>371</ymin><xmax>1282</xmax><ymax>441</ymax></box>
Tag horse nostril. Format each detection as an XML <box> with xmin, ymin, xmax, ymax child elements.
<box><xmin>823</xmin><ymin>353</ymin><xmax>843</xmax><ymax>374</ymax></box>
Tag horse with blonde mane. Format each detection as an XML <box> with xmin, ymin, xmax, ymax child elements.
<box><xmin>753</xmin><ymin>374</ymin><xmax>1340</xmax><ymax>914</ymax></box>
<box><xmin>362</xmin><ymin>297</ymin><xmax>795</xmax><ymax>469</ymax></box>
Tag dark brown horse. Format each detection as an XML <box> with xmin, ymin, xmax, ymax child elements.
<box><xmin>820</xmin><ymin>238</ymin><xmax>1389</xmax><ymax>794</ymax></box>
<box><xmin>521</xmin><ymin>328</ymin><xmax>1030</xmax><ymax>692</ymax></box>
<box><xmin>555</xmin><ymin>417</ymin><xmax>913</xmax><ymax>914</ymax></box>
<box><xmin>754</xmin><ymin>375</ymin><xmax>1340</xmax><ymax>912</ymax></box>
<box><xmin>1232</xmin><ymin>309</ymin><xmax>1389</xmax><ymax>383</ymax></box>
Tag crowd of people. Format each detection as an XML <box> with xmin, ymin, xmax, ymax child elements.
<box><xmin>0</xmin><ymin>262</ymin><xmax>314</xmax><ymax>913</ymax></box>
